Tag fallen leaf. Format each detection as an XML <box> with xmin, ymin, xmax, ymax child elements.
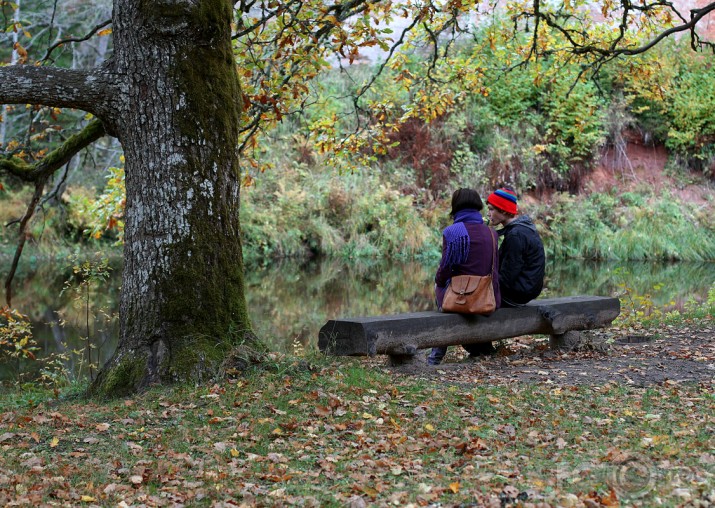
<box><xmin>315</xmin><ymin>406</ymin><xmax>331</xmax><ymax>417</ymax></box>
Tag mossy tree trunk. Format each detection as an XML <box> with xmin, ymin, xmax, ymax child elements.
<box><xmin>0</xmin><ymin>0</ymin><xmax>255</xmax><ymax>396</ymax></box>
<box><xmin>91</xmin><ymin>0</ymin><xmax>252</xmax><ymax>396</ymax></box>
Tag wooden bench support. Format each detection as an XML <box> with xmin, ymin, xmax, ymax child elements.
<box><xmin>318</xmin><ymin>296</ymin><xmax>620</xmax><ymax>364</ymax></box>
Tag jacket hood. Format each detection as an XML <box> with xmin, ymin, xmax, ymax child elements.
<box><xmin>499</xmin><ymin>215</ymin><xmax>537</xmax><ymax>234</ymax></box>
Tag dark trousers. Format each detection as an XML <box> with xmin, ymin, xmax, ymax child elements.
<box><xmin>427</xmin><ymin>300</ymin><xmax>522</xmax><ymax>365</ymax></box>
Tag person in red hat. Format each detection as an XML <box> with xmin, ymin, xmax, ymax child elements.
<box><xmin>486</xmin><ymin>186</ymin><xmax>545</xmax><ymax>308</ymax></box>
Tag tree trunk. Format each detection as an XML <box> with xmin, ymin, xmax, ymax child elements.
<box><xmin>90</xmin><ymin>0</ymin><xmax>254</xmax><ymax>396</ymax></box>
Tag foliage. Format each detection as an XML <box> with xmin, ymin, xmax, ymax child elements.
<box><xmin>619</xmin><ymin>43</ymin><xmax>715</xmax><ymax>173</ymax></box>
<box><xmin>0</xmin><ymin>251</ymin><xmax>120</xmax><ymax>386</ymax></box>
<box><xmin>59</xmin><ymin>252</ymin><xmax>113</xmax><ymax>382</ymax></box>
<box><xmin>541</xmin><ymin>76</ymin><xmax>607</xmax><ymax>175</ymax></box>
<box><xmin>67</xmin><ymin>162</ymin><xmax>125</xmax><ymax>244</ymax></box>
<box><xmin>0</xmin><ymin>306</ymin><xmax>37</xmax><ymax>363</ymax></box>
<box><xmin>614</xmin><ymin>272</ymin><xmax>714</xmax><ymax>329</ymax></box>
<box><xmin>240</xmin><ymin>159</ymin><xmax>440</xmax><ymax>263</ymax></box>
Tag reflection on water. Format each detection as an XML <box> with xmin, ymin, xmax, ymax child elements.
<box><xmin>1</xmin><ymin>255</ymin><xmax>713</xmax><ymax>381</ymax></box>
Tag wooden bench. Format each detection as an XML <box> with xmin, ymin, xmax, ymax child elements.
<box><xmin>318</xmin><ymin>295</ymin><xmax>620</xmax><ymax>365</ymax></box>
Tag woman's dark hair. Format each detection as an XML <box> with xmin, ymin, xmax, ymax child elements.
<box><xmin>450</xmin><ymin>188</ymin><xmax>483</xmax><ymax>217</ymax></box>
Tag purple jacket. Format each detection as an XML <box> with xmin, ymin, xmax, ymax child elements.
<box><xmin>434</xmin><ymin>222</ymin><xmax>501</xmax><ymax>309</ymax></box>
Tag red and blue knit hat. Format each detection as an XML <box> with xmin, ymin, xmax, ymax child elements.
<box><xmin>487</xmin><ymin>188</ymin><xmax>518</xmax><ymax>215</ymax></box>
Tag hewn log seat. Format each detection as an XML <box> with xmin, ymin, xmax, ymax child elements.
<box><xmin>318</xmin><ymin>296</ymin><xmax>620</xmax><ymax>365</ymax></box>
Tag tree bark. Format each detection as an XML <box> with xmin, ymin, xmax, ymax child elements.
<box><xmin>0</xmin><ymin>0</ymin><xmax>256</xmax><ymax>395</ymax></box>
<box><xmin>91</xmin><ymin>0</ymin><xmax>254</xmax><ymax>395</ymax></box>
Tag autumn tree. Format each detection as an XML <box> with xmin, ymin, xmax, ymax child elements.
<box><xmin>1</xmin><ymin>0</ymin><xmax>713</xmax><ymax>396</ymax></box>
<box><xmin>0</xmin><ymin>0</ymin><xmax>406</xmax><ymax>396</ymax></box>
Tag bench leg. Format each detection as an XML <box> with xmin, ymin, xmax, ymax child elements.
<box><xmin>550</xmin><ymin>330</ymin><xmax>581</xmax><ymax>350</ymax></box>
<box><xmin>388</xmin><ymin>353</ymin><xmax>421</xmax><ymax>366</ymax></box>
<box><xmin>386</xmin><ymin>344</ymin><xmax>421</xmax><ymax>366</ymax></box>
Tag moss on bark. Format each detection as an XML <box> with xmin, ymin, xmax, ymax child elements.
<box><xmin>89</xmin><ymin>354</ymin><xmax>147</xmax><ymax>398</ymax></box>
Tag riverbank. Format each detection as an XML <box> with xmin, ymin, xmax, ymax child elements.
<box><xmin>1</xmin><ymin>316</ymin><xmax>713</xmax><ymax>507</ymax></box>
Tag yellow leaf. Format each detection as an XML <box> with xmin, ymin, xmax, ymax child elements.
<box><xmin>81</xmin><ymin>495</ymin><xmax>95</xmax><ymax>502</ymax></box>
<box><xmin>272</xmin><ymin>427</ymin><xmax>283</xmax><ymax>435</ymax></box>
<box><xmin>449</xmin><ymin>481</ymin><xmax>460</xmax><ymax>493</ymax></box>
<box><xmin>230</xmin><ymin>448</ymin><xmax>240</xmax><ymax>457</ymax></box>
<box><xmin>362</xmin><ymin>413</ymin><xmax>374</xmax><ymax>419</ymax></box>
<box><xmin>50</xmin><ymin>437</ymin><xmax>59</xmax><ymax>448</ymax></box>
<box><xmin>424</xmin><ymin>423</ymin><xmax>435</xmax><ymax>431</ymax></box>
<box><xmin>97</xmin><ymin>28</ymin><xmax>113</xmax><ymax>36</ymax></box>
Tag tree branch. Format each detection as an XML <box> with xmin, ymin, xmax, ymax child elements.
<box><xmin>534</xmin><ymin>1</ymin><xmax>715</xmax><ymax>58</ymax></box>
<box><xmin>4</xmin><ymin>178</ymin><xmax>47</xmax><ymax>308</ymax></box>
<box><xmin>0</xmin><ymin>66</ymin><xmax>115</xmax><ymax>117</ymax></box>
<box><xmin>0</xmin><ymin>119</ymin><xmax>106</xmax><ymax>182</ymax></box>
<box><xmin>41</xmin><ymin>19</ymin><xmax>113</xmax><ymax>64</ymax></box>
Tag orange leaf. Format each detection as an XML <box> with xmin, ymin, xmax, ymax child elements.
<box><xmin>315</xmin><ymin>406</ymin><xmax>331</xmax><ymax>417</ymax></box>
<box><xmin>449</xmin><ymin>481</ymin><xmax>460</xmax><ymax>493</ymax></box>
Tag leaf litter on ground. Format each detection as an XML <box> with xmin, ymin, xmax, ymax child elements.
<box><xmin>0</xmin><ymin>320</ymin><xmax>713</xmax><ymax>507</ymax></box>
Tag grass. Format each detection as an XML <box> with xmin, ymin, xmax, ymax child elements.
<box><xmin>1</xmin><ymin>337</ymin><xmax>713</xmax><ymax>507</ymax></box>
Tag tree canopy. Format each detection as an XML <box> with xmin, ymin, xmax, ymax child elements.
<box><xmin>1</xmin><ymin>0</ymin><xmax>714</xmax><ymax>394</ymax></box>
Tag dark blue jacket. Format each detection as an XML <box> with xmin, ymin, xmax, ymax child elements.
<box><xmin>498</xmin><ymin>216</ymin><xmax>545</xmax><ymax>306</ymax></box>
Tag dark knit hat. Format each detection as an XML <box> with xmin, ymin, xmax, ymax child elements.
<box><xmin>487</xmin><ymin>188</ymin><xmax>518</xmax><ymax>215</ymax></box>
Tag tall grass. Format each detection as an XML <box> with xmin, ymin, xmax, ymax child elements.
<box><xmin>536</xmin><ymin>190</ymin><xmax>715</xmax><ymax>261</ymax></box>
<box><xmin>240</xmin><ymin>157</ymin><xmax>442</xmax><ymax>264</ymax></box>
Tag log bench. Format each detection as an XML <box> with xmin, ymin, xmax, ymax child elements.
<box><xmin>318</xmin><ymin>295</ymin><xmax>620</xmax><ymax>365</ymax></box>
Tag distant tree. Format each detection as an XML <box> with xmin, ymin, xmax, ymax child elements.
<box><xmin>0</xmin><ymin>0</ymin><xmax>713</xmax><ymax>395</ymax></box>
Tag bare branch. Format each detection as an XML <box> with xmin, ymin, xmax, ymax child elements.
<box><xmin>4</xmin><ymin>178</ymin><xmax>47</xmax><ymax>308</ymax></box>
<box><xmin>41</xmin><ymin>19</ymin><xmax>112</xmax><ymax>64</ymax></box>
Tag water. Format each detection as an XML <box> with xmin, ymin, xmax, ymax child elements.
<box><xmin>1</xmin><ymin>254</ymin><xmax>713</xmax><ymax>382</ymax></box>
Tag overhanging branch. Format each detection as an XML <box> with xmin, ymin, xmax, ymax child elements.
<box><xmin>0</xmin><ymin>119</ymin><xmax>106</xmax><ymax>182</ymax></box>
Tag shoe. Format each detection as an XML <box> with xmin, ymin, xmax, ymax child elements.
<box><xmin>464</xmin><ymin>342</ymin><xmax>497</xmax><ymax>357</ymax></box>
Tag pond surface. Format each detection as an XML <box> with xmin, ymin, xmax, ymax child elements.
<box><xmin>1</xmin><ymin>254</ymin><xmax>713</xmax><ymax>382</ymax></box>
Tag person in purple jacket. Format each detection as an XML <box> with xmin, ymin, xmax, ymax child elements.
<box><xmin>427</xmin><ymin>188</ymin><xmax>501</xmax><ymax>366</ymax></box>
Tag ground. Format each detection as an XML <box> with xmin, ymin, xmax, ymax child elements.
<box><xmin>522</xmin><ymin>138</ymin><xmax>714</xmax><ymax>208</ymax></box>
<box><xmin>589</xmin><ymin>140</ymin><xmax>712</xmax><ymax>206</ymax></box>
<box><xmin>388</xmin><ymin>323</ymin><xmax>715</xmax><ymax>387</ymax></box>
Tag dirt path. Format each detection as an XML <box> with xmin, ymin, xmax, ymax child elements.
<box><xmin>389</xmin><ymin>324</ymin><xmax>715</xmax><ymax>387</ymax></box>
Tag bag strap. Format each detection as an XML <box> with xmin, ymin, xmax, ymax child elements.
<box><xmin>489</xmin><ymin>228</ymin><xmax>496</xmax><ymax>277</ymax></box>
